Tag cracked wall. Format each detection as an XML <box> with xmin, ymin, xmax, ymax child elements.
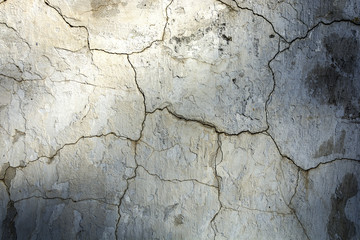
<box><xmin>0</xmin><ymin>0</ymin><xmax>359</xmax><ymax>239</ymax></box>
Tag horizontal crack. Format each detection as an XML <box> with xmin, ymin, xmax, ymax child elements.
<box><xmin>13</xmin><ymin>195</ymin><xmax>118</xmax><ymax>207</ymax></box>
<box><xmin>164</xmin><ymin>107</ymin><xmax>268</xmax><ymax>136</ymax></box>
<box><xmin>223</xmin><ymin>205</ymin><xmax>292</xmax><ymax>216</ymax></box>
<box><xmin>138</xmin><ymin>165</ymin><xmax>218</xmax><ymax>189</ymax></box>
<box><xmin>33</xmin><ymin>132</ymin><xmax>136</xmax><ymax>165</ymax></box>
<box><xmin>50</xmin><ymin>79</ymin><xmax>116</xmax><ymax>90</ymax></box>
<box><xmin>265</xmin><ymin>132</ymin><xmax>360</xmax><ymax>172</ymax></box>
<box><xmin>277</xmin><ymin>19</ymin><xmax>360</xmax><ymax>53</ymax></box>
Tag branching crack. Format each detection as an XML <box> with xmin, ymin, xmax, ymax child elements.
<box><xmin>44</xmin><ymin>0</ymin><xmax>175</xmax><ymax>55</ymax></box>
<box><xmin>115</xmin><ymin>164</ymin><xmax>138</xmax><ymax>240</ymax></box>
<box><xmin>282</xmin><ymin>19</ymin><xmax>360</xmax><ymax>51</ymax></box>
<box><xmin>165</xmin><ymin>106</ymin><xmax>268</xmax><ymax>137</ymax></box>
<box><xmin>44</xmin><ymin>0</ymin><xmax>91</xmax><ymax>51</ymax></box>
<box><xmin>216</xmin><ymin>0</ymin><xmax>287</xmax><ymax>42</ymax></box>
<box><xmin>33</xmin><ymin>132</ymin><xmax>136</xmax><ymax>165</ymax></box>
<box><xmin>265</xmin><ymin>19</ymin><xmax>360</xmax><ymax>174</ymax></box>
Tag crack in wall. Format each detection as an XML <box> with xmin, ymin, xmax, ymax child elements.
<box><xmin>278</xmin><ymin>168</ymin><xmax>311</xmax><ymax>240</ymax></box>
<box><xmin>13</xmin><ymin>195</ymin><xmax>118</xmax><ymax>207</ymax></box>
<box><xmin>266</xmin><ymin>20</ymin><xmax>360</xmax><ymax>172</ymax></box>
<box><xmin>210</xmin><ymin>134</ymin><xmax>223</xmax><ymax>240</ymax></box>
<box><xmin>0</xmin><ymin>22</ymin><xmax>31</xmax><ymax>49</ymax></box>
<box><xmin>115</xmin><ymin>164</ymin><xmax>138</xmax><ymax>240</ymax></box>
<box><xmin>44</xmin><ymin>0</ymin><xmax>175</xmax><ymax>56</ymax></box>
<box><xmin>138</xmin><ymin>165</ymin><xmax>217</xmax><ymax>189</ymax></box>
<box><xmin>30</xmin><ymin>132</ymin><xmax>136</xmax><ymax>165</ymax></box>
<box><xmin>127</xmin><ymin>55</ymin><xmax>147</xmax><ymax>141</ymax></box>
<box><xmin>1</xmin><ymin>0</ymin><xmax>359</xmax><ymax>238</ymax></box>
<box><xmin>216</xmin><ymin>0</ymin><xmax>287</xmax><ymax>42</ymax></box>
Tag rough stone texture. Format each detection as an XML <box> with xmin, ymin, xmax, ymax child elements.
<box><xmin>0</xmin><ymin>0</ymin><xmax>359</xmax><ymax>239</ymax></box>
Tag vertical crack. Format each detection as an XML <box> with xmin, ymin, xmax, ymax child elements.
<box><xmin>114</xmin><ymin>165</ymin><xmax>138</xmax><ymax>240</ymax></box>
<box><xmin>210</xmin><ymin>133</ymin><xmax>224</xmax><ymax>239</ymax></box>
<box><xmin>126</xmin><ymin>55</ymin><xmax>147</xmax><ymax>143</ymax></box>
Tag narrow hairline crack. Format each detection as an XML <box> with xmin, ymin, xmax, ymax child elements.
<box><xmin>138</xmin><ymin>165</ymin><xmax>217</xmax><ymax>189</ymax></box>
<box><xmin>49</xmin><ymin>79</ymin><xmax>117</xmax><ymax>90</ymax></box>
<box><xmin>32</xmin><ymin>132</ymin><xmax>136</xmax><ymax>165</ymax></box>
<box><xmin>291</xmin><ymin>207</ymin><xmax>311</xmax><ymax>240</ymax></box>
<box><xmin>115</xmin><ymin>164</ymin><xmax>138</xmax><ymax>240</ymax></box>
<box><xmin>223</xmin><ymin>205</ymin><xmax>292</xmax><ymax>216</ymax></box>
<box><xmin>277</xmin><ymin>168</ymin><xmax>311</xmax><ymax>240</ymax></box>
<box><xmin>13</xmin><ymin>195</ymin><xmax>119</xmax><ymax>207</ymax></box>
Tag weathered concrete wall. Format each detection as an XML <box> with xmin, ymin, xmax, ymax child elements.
<box><xmin>0</xmin><ymin>0</ymin><xmax>359</xmax><ymax>239</ymax></box>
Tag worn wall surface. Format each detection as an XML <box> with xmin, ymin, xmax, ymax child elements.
<box><xmin>0</xmin><ymin>0</ymin><xmax>359</xmax><ymax>239</ymax></box>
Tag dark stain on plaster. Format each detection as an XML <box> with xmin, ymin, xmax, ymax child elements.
<box><xmin>221</xmin><ymin>34</ymin><xmax>232</xmax><ymax>44</ymax></box>
<box><xmin>1</xmin><ymin>201</ymin><xmax>17</xmax><ymax>240</ymax></box>
<box><xmin>305</xmin><ymin>33</ymin><xmax>360</xmax><ymax>120</ymax></box>
<box><xmin>323</xmin><ymin>34</ymin><xmax>358</xmax><ymax>74</ymax></box>
<box><xmin>314</xmin><ymin>130</ymin><xmax>346</xmax><ymax>158</ymax></box>
<box><xmin>90</xmin><ymin>0</ymin><xmax>121</xmax><ymax>18</ymax></box>
<box><xmin>169</xmin><ymin>17</ymin><xmax>231</xmax><ymax>55</ymax></box>
<box><xmin>12</xmin><ymin>129</ymin><xmax>25</xmax><ymax>144</ymax></box>
<box><xmin>316</xmin><ymin>0</ymin><xmax>346</xmax><ymax>20</ymax></box>
<box><xmin>172</xmin><ymin>34</ymin><xmax>196</xmax><ymax>46</ymax></box>
<box><xmin>164</xmin><ymin>203</ymin><xmax>178</xmax><ymax>221</ymax></box>
<box><xmin>327</xmin><ymin>173</ymin><xmax>358</xmax><ymax>240</ymax></box>
<box><xmin>4</xmin><ymin>166</ymin><xmax>16</xmax><ymax>190</ymax></box>
<box><xmin>174</xmin><ymin>214</ymin><xmax>184</xmax><ymax>226</ymax></box>
<box><xmin>136</xmin><ymin>0</ymin><xmax>157</xmax><ymax>9</ymax></box>
<box><xmin>1</xmin><ymin>167</ymin><xmax>17</xmax><ymax>240</ymax></box>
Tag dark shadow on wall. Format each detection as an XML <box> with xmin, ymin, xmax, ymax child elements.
<box><xmin>327</xmin><ymin>173</ymin><xmax>358</xmax><ymax>240</ymax></box>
